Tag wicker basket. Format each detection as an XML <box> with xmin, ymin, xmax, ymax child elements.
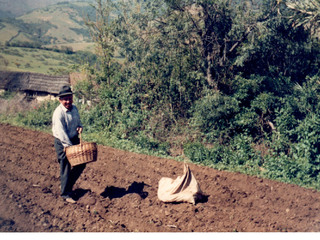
<box><xmin>65</xmin><ymin>134</ymin><xmax>97</xmax><ymax>167</ymax></box>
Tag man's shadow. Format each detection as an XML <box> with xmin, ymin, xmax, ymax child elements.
<box><xmin>72</xmin><ymin>188</ymin><xmax>90</xmax><ymax>201</ymax></box>
<box><xmin>100</xmin><ymin>181</ymin><xmax>148</xmax><ymax>200</ymax></box>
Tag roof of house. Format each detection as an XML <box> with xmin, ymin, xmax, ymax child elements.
<box><xmin>0</xmin><ymin>71</ymin><xmax>70</xmax><ymax>95</ymax></box>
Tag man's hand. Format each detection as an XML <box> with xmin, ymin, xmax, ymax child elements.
<box><xmin>77</xmin><ymin>127</ymin><xmax>83</xmax><ymax>134</ymax></box>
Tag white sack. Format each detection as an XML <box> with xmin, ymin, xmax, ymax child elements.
<box><xmin>157</xmin><ymin>163</ymin><xmax>203</xmax><ymax>204</ymax></box>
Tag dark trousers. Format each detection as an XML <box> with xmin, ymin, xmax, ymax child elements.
<box><xmin>54</xmin><ymin>136</ymin><xmax>86</xmax><ymax>197</ymax></box>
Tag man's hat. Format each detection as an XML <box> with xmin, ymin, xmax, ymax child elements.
<box><xmin>57</xmin><ymin>85</ymin><xmax>73</xmax><ymax>97</ymax></box>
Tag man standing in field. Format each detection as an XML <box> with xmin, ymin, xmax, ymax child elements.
<box><xmin>52</xmin><ymin>85</ymin><xmax>86</xmax><ymax>203</ymax></box>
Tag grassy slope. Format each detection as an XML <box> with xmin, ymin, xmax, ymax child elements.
<box><xmin>18</xmin><ymin>2</ymin><xmax>92</xmax><ymax>44</ymax></box>
<box><xmin>43</xmin><ymin>42</ymin><xmax>95</xmax><ymax>52</ymax></box>
<box><xmin>0</xmin><ymin>1</ymin><xmax>96</xmax><ymax>74</ymax></box>
<box><xmin>0</xmin><ymin>0</ymin><xmax>86</xmax><ymax>17</ymax></box>
<box><xmin>0</xmin><ymin>46</ymin><xmax>77</xmax><ymax>74</ymax></box>
<box><xmin>0</xmin><ymin>2</ymin><xmax>93</xmax><ymax>46</ymax></box>
<box><xmin>0</xmin><ymin>22</ymin><xmax>19</xmax><ymax>43</ymax></box>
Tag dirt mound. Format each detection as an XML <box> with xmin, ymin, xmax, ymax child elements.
<box><xmin>1</xmin><ymin>123</ymin><xmax>320</xmax><ymax>232</ymax></box>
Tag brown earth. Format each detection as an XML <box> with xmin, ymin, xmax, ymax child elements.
<box><xmin>1</xmin><ymin>123</ymin><xmax>320</xmax><ymax>232</ymax></box>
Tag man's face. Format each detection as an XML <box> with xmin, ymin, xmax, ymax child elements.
<box><xmin>59</xmin><ymin>95</ymin><xmax>73</xmax><ymax>110</ymax></box>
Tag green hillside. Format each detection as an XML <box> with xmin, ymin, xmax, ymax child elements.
<box><xmin>0</xmin><ymin>1</ymin><xmax>97</xmax><ymax>74</ymax></box>
<box><xmin>0</xmin><ymin>0</ymin><xmax>92</xmax><ymax>17</ymax></box>
<box><xmin>0</xmin><ymin>45</ymin><xmax>96</xmax><ymax>74</ymax></box>
<box><xmin>0</xmin><ymin>21</ymin><xmax>21</xmax><ymax>43</ymax></box>
<box><xmin>0</xmin><ymin>1</ymin><xmax>95</xmax><ymax>46</ymax></box>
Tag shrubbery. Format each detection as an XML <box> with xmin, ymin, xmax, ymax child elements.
<box><xmin>18</xmin><ymin>100</ymin><xmax>60</xmax><ymax>130</ymax></box>
<box><xmin>69</xmin><ymin>0</ymin><xmax>320</xmax><ymax>190</ymax></box>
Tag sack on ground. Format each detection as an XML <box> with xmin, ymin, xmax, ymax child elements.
<box><xmin>157</xmin><ymin>163</ymin><xmax>203</xmax><ymax>204</ymax></box>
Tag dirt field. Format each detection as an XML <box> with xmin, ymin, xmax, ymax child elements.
<box><xmin>1</xmin><ymin>123</ymin><xmax>320</xmax><ymax>232</ymax></box>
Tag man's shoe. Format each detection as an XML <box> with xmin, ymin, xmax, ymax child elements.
<box><xmin>65</xmin><ymin>197</ymin><xmax>76</xmax><ymax>204</ymax></box>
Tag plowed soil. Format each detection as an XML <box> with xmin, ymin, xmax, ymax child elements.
<box><xmin>1</xmin><ymin>123</ymin><xmax>320</xmax><ymax>232</ymax></box>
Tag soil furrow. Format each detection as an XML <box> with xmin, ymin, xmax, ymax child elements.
<box><xmin>1</xmin><ymin>123</ymin><xmax>320</xmax><ymax>232</ymax></box>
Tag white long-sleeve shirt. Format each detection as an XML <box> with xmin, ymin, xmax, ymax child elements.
<box><xmin>52</xmin><ymin>103</ymin><xmax>82</xmax><ymax>148</ymax></box>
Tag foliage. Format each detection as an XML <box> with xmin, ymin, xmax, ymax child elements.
<box><xmin>0</xmin><ymin>89</ymin><xmax>16</xmax><ymax>99</ymax></box>
<box><xmin>18</xmin><ymin>100</ymin><xmax>60</xmax><ymax>130</ymax></box>
<box><xmin>189</xmin><ymin>90</ymin><xmax>240</xmax><ymax>142</ymax></box>
<box><xmin>74</xmin><ymin>0</ymin><xmax>320</xmax><ymax>190</ymax></box>
<box><xmin>284</xmin><ymin>0</ymin><xmax>320</xmax><ymax>34</ymax></box>
<box><xmin>236</xmin><ymin>9</ymin><xmax>319</xmax><ymax>84</ymax></box>
<box><xmin>264</xmin><ymin>113</ymin><xmax>320</xmax><ymax>188</ymax></box>
<box><xmin>184</xmin><ymin>133</ymin><xmax>262</xmax><ymax>175</ymax></box>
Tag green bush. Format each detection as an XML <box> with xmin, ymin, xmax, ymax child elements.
<box><xmin>184</xmin><ymin>134</ymin><xmax>262</xmax><ymax>175</ymax></box>
<box><xmin>131</xmin><ymin>132</ymin><xmax>170</xmax><ymax>155</ymax></box>
<box><xmin>189</xmin><ymin>91</ymin><xmax>239</xmax><ymax>141</ymax></box>
<box><xmin>264</xmin><ymin>113</ymin><xmax>320</xmax><ymax>189</ymax></box>
<box><xmin>18</xmin><ymin>100</ymin><xmax>59</xmax><ymax>130</ymax></box>
<box><xmin>273</xmin><ymin>96</ymin><xmax>300</xmax><ymax>141</ymax></box>
<box><xmin>0</xmin><ymin>90</ymin><xmax>16</xmax><ymax>100</ymax></box>
<box><xmin>183</xmin><ymin>142</ymin><xmax>211</xmax><ymax>164</ymax></box>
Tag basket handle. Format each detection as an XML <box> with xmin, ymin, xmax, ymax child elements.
<box><xmin>79</xmin><ymin>131</ymin><xmax>82</xmax><ymax>144</ymax></box>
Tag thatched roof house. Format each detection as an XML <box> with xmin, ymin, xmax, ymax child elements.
<box><xmin>0</xmin><ymin>71</ymin><xmax>70</xmax><ymax>96</ymax></box>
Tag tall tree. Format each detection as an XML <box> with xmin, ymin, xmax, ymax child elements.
<box><xmin>84</xmin><ymin>0</ymin><xmax>117</xmax><ymax>85</ymax></box>
<box><xmin>284</xmin><ymin>0</ymin><xmax>320</xmax><ymax>34</ymax></box>
<box><xmin>162</xmin><ymin>0</ymin><xmax>261</xmax><ymax>92</ymax></box>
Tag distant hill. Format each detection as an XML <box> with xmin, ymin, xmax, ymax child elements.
<box><xmin>0</xmin><ymin>9</ymin><xmax>15</xmax><ymax>19</ymax></box>
<box><xmin>0</xmin><ymin>1</ymin><xmax>95</xmax><ymax>46</ymax></box>
<box><xmin>0</xmin><ymin>0</ymin><xmax>93</xmax><ymax>17</ymax></box>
